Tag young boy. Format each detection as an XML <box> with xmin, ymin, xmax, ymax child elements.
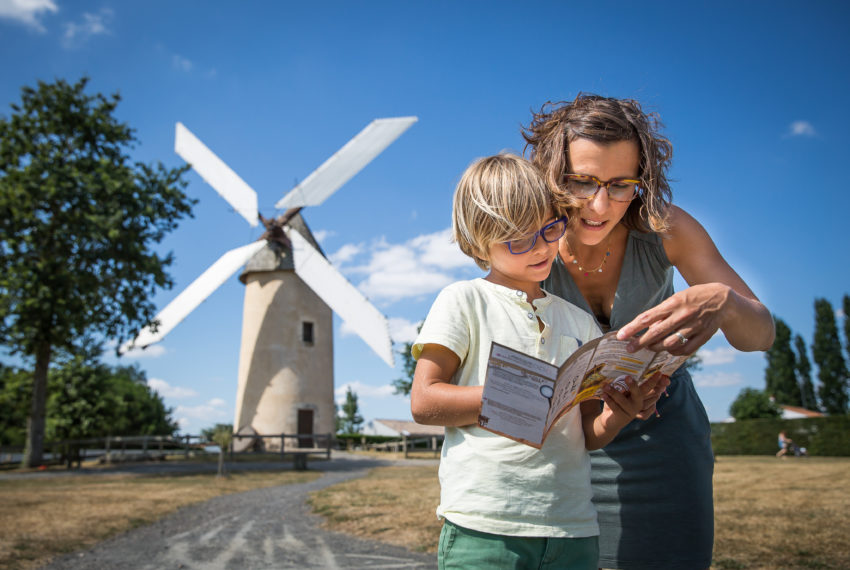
<box><xmin>410</xmin><ymin>153</ymin><xmax>647</xmax><ymax>569</ymax></box>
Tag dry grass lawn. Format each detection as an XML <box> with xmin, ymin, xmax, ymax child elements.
<box><xmin>0</xmin><ymin>469</ymin><xmax>319</xmax><ymax>570</ymax></box>
<box><xmin>309</xmin><ymin>456</ymin><xmax>850</xmax><ymax>569</ymax></box>
<box><xmin>3</xmin><ymin>455</ymin><xmax>848</xmax><ymax>569</ymax></box>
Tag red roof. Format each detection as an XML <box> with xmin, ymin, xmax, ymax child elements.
<box><xmin>780</xmin><ymin>405</ymin><xmax>825</xmax><ymax>418</ymax></box>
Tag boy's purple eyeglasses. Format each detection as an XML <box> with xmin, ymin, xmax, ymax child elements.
<box><xmin>505</xmin><ymin>217</ymin><xmax>567</xmax><ymax>254</ymax></box>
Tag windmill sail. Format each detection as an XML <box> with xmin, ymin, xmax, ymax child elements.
<box><xmin>119</xmin><ymin>241</ymin><xmax>267</xmax><ymax>353</ymax></box>
<box><xmin>287</xmin><ymin>227</ymin><xmax>394</xmax><ymax>367</ymax></box>
<box><xmin>175</xmin><ymin>122</ymin><xmax>259</xmax><ymax>227</ymax></box>
<box><xmin>275</xmin><ymin>116</ymin><xmax>417</xmax><ymax>209</ymax></box>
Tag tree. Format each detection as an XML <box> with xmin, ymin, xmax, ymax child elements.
<box><xmin>201</xmin><ymin>423</ymin><xmax>234</xmax><ymax>442</ymax></box>
<box><xmin>0</xmin><ymin>364</ymin><xmax>32</xmax><ymax>447</ymax></box>
<box><xmin>812</xmin><ymin>298</ymin><xmax>849</xmax><ymax>414</ymax></box>
<box><xmin>729</xmin><ymin>387</ymin><xmax>781</xmax><ymax>421</ymax></box>
<box><xmin>1</xmin><ymin>358</ymin><xmax>176</xmax><ymax>449</ymax></box>
<box><xmin>338</xmin><ymin>387</ymin><xmax>364</xmax><ymax>434</ymax></box>
<box><xmin>391</xmin><ymin>323</ymin><xmax>423</xmax><ymax>397</ymax></box>
<box><xmin>764</xmin><ymin>317</ymin><xmax>801</xmax><ymax>406</ymax></box>
<box><xmin>47</xmin><ymin>359</ymin><xmax>177</xmax><ymax>442</ymax></box>
<box><xmin>392</xmin><ymin>340</ymin><xmax>417</xmax><ymax>396</ymax></box>
<box><xmin>209</xmin><ymin>424</ymin><xmax>233</xmax><ymax>478</ymax></box>
<box><xmin>794</xmin><ymin>334</ymin><xmax>818</xmax><ymax>411</ymax></box>
<box><xmin>0</xmin><ymin>77</ymin><xmax>194</xmax><ymax>466</ymax></box>
<box><xmin>844</xmin><ymin>294</ymin><xmax>850</xmax><ymax>363</ymax></box>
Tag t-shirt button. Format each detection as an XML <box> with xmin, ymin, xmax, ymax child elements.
<box><xmin>527</xmin><ymin>312</ymin><xmax>534</xmax><ymax>319</ymax></box>
<box><xmin>516</xmin><ymin>290</ymin><xmax>523</xmax><ymax>296</ymax></box>
<box><xmin>540</xmin><ymin>338</ymin><xmax>546</xmax><ymax>344</ymax></box>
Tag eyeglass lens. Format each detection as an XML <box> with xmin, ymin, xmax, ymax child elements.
<box><xmin>507</xmin><ymin>218</ymin><xmax>567</xmax><ymax>254</ymax></box>
<box><xmin>565</xmin><ymin>175</ymin><xmax>637</xmax><ymax>201</ymax></box>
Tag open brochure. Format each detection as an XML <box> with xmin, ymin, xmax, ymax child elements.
<box><xmin>477</xmin><ymin>330</ymin><xmax>689</xmax><ymax>448</ymax></box>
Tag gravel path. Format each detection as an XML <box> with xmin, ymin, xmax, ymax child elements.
<box><xmin>41</xmin><ymin>452</ymin><xmax>438</xmax><ymax>569</ymax></box>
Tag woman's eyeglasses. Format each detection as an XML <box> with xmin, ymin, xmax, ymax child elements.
<box><xmin>564</xmin><ymin>174</ymin><xmax>640</xmax><ymax>202</ymax></box>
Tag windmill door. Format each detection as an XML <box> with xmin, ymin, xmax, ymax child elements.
<box><xmin>297</xmin><ymin>409</ymin><xmax>314</xmax><ymax>448</ymax></box>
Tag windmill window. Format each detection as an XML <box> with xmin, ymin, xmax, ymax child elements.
<box><xmin>302</xmin><ymin>321</ymin><xmax>314</xmax><ymax>344</ymax></box>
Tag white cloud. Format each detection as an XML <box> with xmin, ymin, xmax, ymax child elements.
<box><xmin>693</xmin><ymin>371</ymin><xmax>744</xmax><ymax>388</ymax></box>
<box><xmin>335</xmin><ymin>380</ymin><xmax>396</xmax><ymax>403</ymax></box>
<box><xmin>172</xmin><ymin>54</ymin><xmax>193</xmax><ymax>72</ymax></box>
<box><xmin>698</xmin><ymin>346</ymin><xmax>737</xmax><ymax>366</ymax></box>
<box><xmin>0</xmin><ymin>0</ymin><xmax>57</xmax><ymax>32</ymax></box>
<box><xmin>62</xmin><ymin>8</ymin><xmax>111</xmax><ymax>48</ymax></box>
<box><xmin>312</xmin><ymin>229</ymin><xmax>333</xmax><ymax>244</ymax></box>
<box><xmin>409</xmin><ymin>229</ymin><xmax>472</xmax><ymax>270</ymax></box>
<box><xmin>787</xmin><ymin>120</ymin><xmax>816</xmax><ymax>138</ymax></box>
<box><xmin>387</xmin><ymin>317</ymin><xmax>423</xmax><ymax>344</ymax></box>
<box><xmin>175</xmin><ymin>399</ymin><xmax>230</xmax><ymax>421</ymax></box>
<box><xmin>329</xmin><ymin>242</ymin><xmax>363</xmax><ymax>265</ymax></box>
<box><xmin>147</xmin><ymin>378</ymin><xmax>198</xmax><ymax>399</ymax></box>
<box><xmin>335</xmin><ymin>229</ymin><xmax>477</xmax><ymax>302</ymax></box>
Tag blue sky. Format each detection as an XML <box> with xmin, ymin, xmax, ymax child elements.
<box><xmin>2</xmin><ymin>1</ymin><xmax>848</xmax><ymax>433</ymax></box>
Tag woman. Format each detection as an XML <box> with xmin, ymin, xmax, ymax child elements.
<box><xmin>523</xmin><ymin>94</ymin><xmax>775</xmax><ymax>570</ymax></box>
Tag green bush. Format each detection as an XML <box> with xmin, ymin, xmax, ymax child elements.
<box><xmin>711</xmin><ymin>415</ymin><xmax>850</xmax><ymax>456</ymax></box>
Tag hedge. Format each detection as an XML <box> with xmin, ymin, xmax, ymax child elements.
<box><xmin>710</xmin><ymin>415</ymin><xmax>850</xmax><ymax>456</ymax></box>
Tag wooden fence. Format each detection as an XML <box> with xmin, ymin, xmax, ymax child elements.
<box><xmin>359</xmin><ymin>434</ymin><xmax>442</xmax><ymax>458</ymax></box>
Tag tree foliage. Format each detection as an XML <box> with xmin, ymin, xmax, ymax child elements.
<box><xmin>844</xmin><ymin>294</ymin><xmax>850</xmax><ymax>363</ymax></box>
<box><xmin>0</xmin><ymin>77</ymin><xmax>194</xmax><ymax>465</ymax></box>
<box><xmin>338</xmin><ymin>387</ymin><xmax>364</xmax><ymax>434</ymax></box>
<box><xmin>0</xmin><ymin>359</ymin><xmax>177</xmax><ymax>447</ymax></box>
<box><xmin>729</xmin><ymin>387</ymin><xmax>781</xmax><ymax>421</ymax></box>
<box><xmin>392</xmin><ymin>323</ymin><xmax>423</xmax><ymax>397</ymax></box>
<box><xmin>392</xmin><ymin>340</ymin><xmax>417</xmax><ymax>397</ymax></box>
<box><xmin>794</xmin><ymin>334</ymin><xmax>818</xmax><ymax>411</ymax></box>
<box><xmin>812</xmin><ymin>298</ymin><xmax>849</xmax><ymax>414</ymax></box>
<box><xmin>0</xmin><ymin>364</ymin><xmax>32</xmax><ymax>446</ymax></box>
<box><xmin>201</xmin><ymin>423</ymin><xmax>234</xmax><ymax>442</ymax></box>
<box><xmin>764</xmin><ymin>317</ymin><xmax>801</xmax><ymax>406</ymax></box>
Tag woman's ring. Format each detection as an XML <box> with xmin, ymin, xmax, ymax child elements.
<box><xmin>674</xmin><ymin>332</ymin><xmax>688</xmax><ymax>345</ymax></box>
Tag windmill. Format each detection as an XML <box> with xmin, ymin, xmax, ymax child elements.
<box><xmin>120</xmin><ymin>117</ymin><xmax>417</xmax><ymax>449</ymax></box>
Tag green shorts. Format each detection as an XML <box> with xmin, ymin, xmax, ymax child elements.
<box><xmin>438</xmin><ymin>519</ymin><xmax>599</xmax><ymax>570</ymax></box>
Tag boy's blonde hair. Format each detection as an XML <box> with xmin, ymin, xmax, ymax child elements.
<box><xmin>452</xmin><ymin>153</ymin><xmax>556</xmax><ymax>270</ymax></box>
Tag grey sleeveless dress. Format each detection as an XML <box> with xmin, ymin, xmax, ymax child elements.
<box><xmin>543</xmin><ymin>230</ymin><xmax>714</xmax><ymax>570</ymax></box>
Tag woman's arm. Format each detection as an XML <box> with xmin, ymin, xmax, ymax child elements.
<box><xmin>410</xmin><ymin>343</ymin><xmax>484</xmax><ymax>426</ymax></box>
<box><xmin>618</xmin><ymin>206</ymin><xmax>775</xmax><ymax>355</ymax></box>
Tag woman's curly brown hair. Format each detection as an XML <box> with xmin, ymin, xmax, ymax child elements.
<box><xmin>522</xmin><ymin>94</ymin><xmax>674</xmax><ymax>233</ymax></box>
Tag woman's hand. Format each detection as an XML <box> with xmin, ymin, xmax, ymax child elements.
<box><xmin>628</xmin><ymin>205</ymin><xmax>775</xmax><ymax>354</ymax></box>
<box><xmin>616</xmin><ymin>283</ymin><xmax>732</xmax><ymax>355</ymax></box>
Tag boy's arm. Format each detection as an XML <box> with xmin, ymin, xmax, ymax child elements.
<box><xmin>580</xmin><ymin>376</ymin><xmax>644</xmax><ymax>450</ymax></box>
<box><xmin>411</xmin><ymin>343</ymin><xmax>483</xmax><ymax>427</ymax></box>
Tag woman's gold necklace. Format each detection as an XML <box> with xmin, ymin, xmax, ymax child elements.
<box><xmin>566</xmin><ymin>236</ymin><xmax>611</xmax><ymax>277</ymax></box>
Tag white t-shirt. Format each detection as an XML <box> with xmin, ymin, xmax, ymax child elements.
<box><xmin>413</xmin><ymin>278</ymin><xmax>602</xmax><ymax>537</ymax></box>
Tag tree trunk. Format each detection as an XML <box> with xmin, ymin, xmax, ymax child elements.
<box><xmin>23</xmin><ymin>343</ymin><xmax>51</xmax><ymax>468</ymax></box>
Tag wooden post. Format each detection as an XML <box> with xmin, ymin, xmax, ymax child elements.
<box><xmin>105</xmin><ymin>436</ymin><xmax>111</xmax><ymax>464</ymax></box>
<box><xmin>403</xmin><ymin>434</ymin><xmax>409</xmax><ymax>458</ymax></box>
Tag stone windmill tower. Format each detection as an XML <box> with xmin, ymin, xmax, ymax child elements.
<box><xmin>121</xmin><ymin>117</ymin><xmax>417</xmax><ymax>447</ymax></box>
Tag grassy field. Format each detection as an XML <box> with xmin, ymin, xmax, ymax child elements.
<box><xmin>2</xmin><ymin>455</ymin><xmax>848</xmax><ymax>569</ymax></box>
<box><xmin>0</xmin><ymin>467</ymin><xmax>320</xmax><ymax>570</ymax></box>
<box><xmin>309</xmin><ymin>455</ymin><xmax>850</xmax><ymax>569</ymax></box>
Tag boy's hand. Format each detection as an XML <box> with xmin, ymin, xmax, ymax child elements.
<box><xmin>598</xmin><ymin>376</ymin><xmax>644</xmax><ymax>431</ymax></box>
<box><xmin>634</xmin><ymin>372</ymin><xmax>671</xmax><ymax>420</ymax></box>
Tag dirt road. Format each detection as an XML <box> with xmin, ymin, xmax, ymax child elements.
<box><xmin>42</xmin><ymin>452</ymin><xmax>438</xmax><ymax>569</ymax></box>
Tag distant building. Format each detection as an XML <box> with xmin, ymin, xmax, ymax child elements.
<box><xmin>362</xmin><ymin>419</ymin><xmax>445</xmax><ymax>439</ymax></box>
<box><xmin>779</xmin><ymin>405</ymin><xmax>825</xmax><ymax>420</ymax></box>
